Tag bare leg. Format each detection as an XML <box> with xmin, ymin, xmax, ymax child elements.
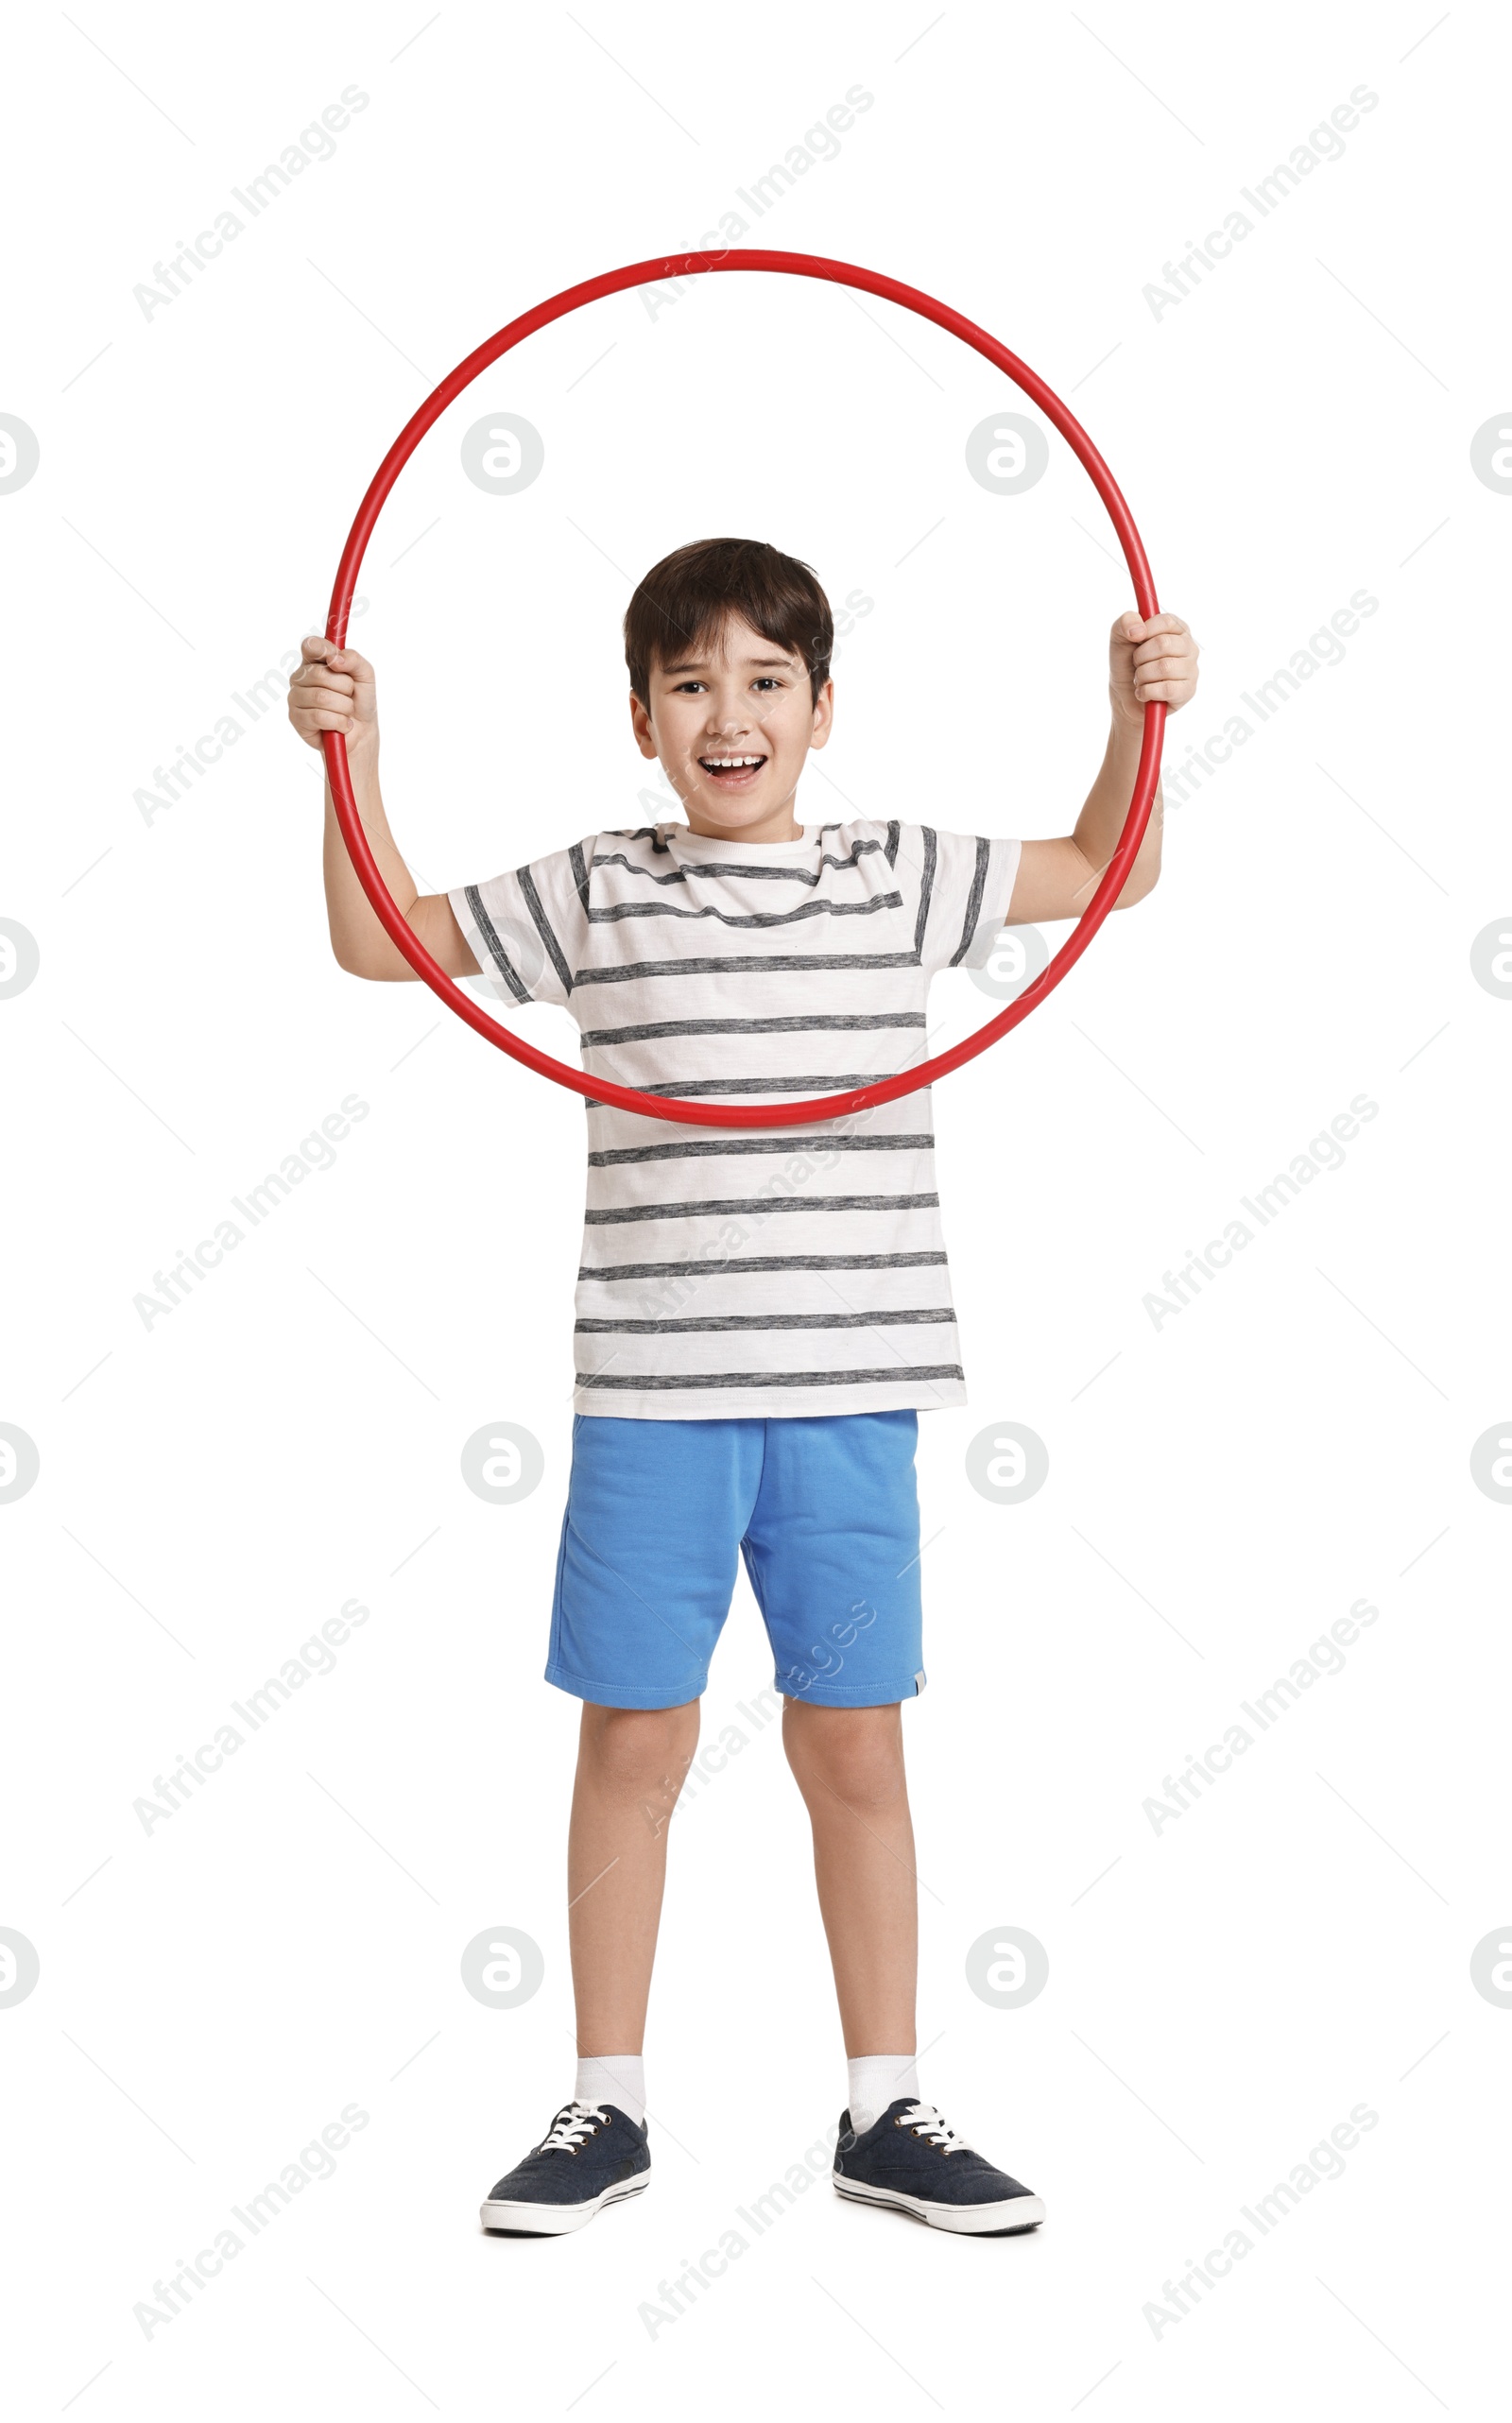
<box><xmin>567</xmin><ymin>1700</ymin><xmax>702</xmax><ymax>2055</ymax></box>
<box><xmin>782</xmin><ymin>1700</ymin><xmax>918</xmax><ymax>2055</ymax></box>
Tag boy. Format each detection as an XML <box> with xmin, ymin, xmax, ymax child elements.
<box><xmin>290</xmin><ymin>536</ymin><xmax>1197</xmax><ymax>2237</ymax></box>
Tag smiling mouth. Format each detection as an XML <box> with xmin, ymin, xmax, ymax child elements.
<box><xmin>697</xmin><ymin>753</ymin><xmax>767</xmax><ymax>785</ymax></box>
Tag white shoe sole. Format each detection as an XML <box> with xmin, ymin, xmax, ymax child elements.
<box><xmin>834</xmin><ymin>2177</ymin><xmax>1045</xmax><ymax>2235</ymax></box>
<box><xmin>480</xmin><ymin>2175</ymin><xmax>648</xmax><ymax>2235</ymax></box>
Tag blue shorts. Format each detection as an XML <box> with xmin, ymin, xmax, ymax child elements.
<box><xmin>546</xmin><ymin>1411</ymin><xmax>925</xmax><ymax>1710</ymax></box>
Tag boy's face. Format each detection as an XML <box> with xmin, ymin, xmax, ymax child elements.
<box><xmin>629</xmin><ymin>611</ymin><xmax>833</xmax><ymax>841</ymax></box>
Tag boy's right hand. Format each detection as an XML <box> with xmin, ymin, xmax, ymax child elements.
<box><xmin>288</xmin><ymin>637</ymin><xmax>379</xmax><ymax>773</ymax></box>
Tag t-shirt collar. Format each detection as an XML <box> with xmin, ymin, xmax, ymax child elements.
<box><xmin>656</xmin><ymin>819</ymin><xmax>821</xmax><ymax>863</ymax></box>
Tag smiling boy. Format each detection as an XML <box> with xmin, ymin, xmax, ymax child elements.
<box><xmin>290</xmin><ymin>535</ymin><xmax>1197</xmax><ymax>2236</ymax></box>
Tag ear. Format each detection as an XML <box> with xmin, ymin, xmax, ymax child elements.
<box><xmin>807</xmin><ymin>678</ymin><xmax>835</xmax><ymax>752</ymax></box>
<box><xmin>628</xmin><ymin>690</ymin><xmax>659</xmax><ymax>761</ymax></box>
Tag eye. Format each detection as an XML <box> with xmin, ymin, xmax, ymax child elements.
<box><xmin>673</xmin><ymin>679</ymin><xmax>707</xmax><ymax>694</ymax></box>
<box><xmin>753</xmin><ymin>677</ymin><xmax>782</xmax><ymax>692</ymax></box>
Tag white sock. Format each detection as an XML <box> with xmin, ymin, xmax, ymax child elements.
<box><xmin>848</xmin><ymin>2054</ymin><xmax>919</xmax><ymax>2134</ymax></box>
<box><xmin>574</xmin><ymin>2054</ymin><xmax>645</xmax><ymax>2128</ymax></box>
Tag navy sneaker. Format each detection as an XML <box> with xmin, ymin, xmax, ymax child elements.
<box><xmin>480</xmin><ymin>2101</ymin><xmax>650</xmax><ymax>2235</ymax></box>
<box><xmin>833</xmin><ymin>2098</ymin><xmax>1044</xmax><ymax>2235</ymax></box>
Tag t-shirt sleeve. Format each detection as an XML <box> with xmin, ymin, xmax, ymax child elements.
<box><xmin>448</xmin><ymin>840</ymin><xmax>593</xmax><ymax>1008</ymax></box>
<box><xmin>901</xmin><ymin>823</ymin><xmax>1022</xmax><ymax>975</ymax></box>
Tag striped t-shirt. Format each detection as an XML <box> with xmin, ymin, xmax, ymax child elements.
<box><xmin>450</xmin><ymin>817</ymin><xmax>1020</xmax><ymax>1420</ymax></box>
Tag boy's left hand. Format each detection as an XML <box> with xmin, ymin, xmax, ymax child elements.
<box><xmin>1110</xmin><ymin>611</ymin><xmax>1199</xmax><ymax>723</ymax></box>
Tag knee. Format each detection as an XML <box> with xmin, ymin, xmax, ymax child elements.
<box><xmin>580</xmin><ymin>1702</ymin><xmax>700</xmax><ymax>1801</ymax></box>
<box><xmin>784</xmin><ymin>1704</ymin><xmax>907</xmax><ymax>1814</ymax></box>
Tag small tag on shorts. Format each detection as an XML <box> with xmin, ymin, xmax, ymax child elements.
<box><xmin>914</xmin><ymin>1669</ymin><xmax>927</xmax><ymax>1693</ymax></box>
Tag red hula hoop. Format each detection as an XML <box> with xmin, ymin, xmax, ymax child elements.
<box><xmin>323</xmin><ymin>248</ymin><xmax>1164</xmax><ymax>1129</ymax></box>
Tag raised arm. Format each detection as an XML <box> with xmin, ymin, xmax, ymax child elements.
<box><xmin>288</xmin><ymin>636</ymin><xmax>479</xmax><ymax>981</ymax></box>
<box><xmin>1005</xmin><ymin>611</ymin><xmax>1198</xmax><ymax>924</ymax></box>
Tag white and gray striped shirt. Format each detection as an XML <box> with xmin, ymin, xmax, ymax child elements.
<box><xmin>450</xmin><ymin>817</ymin><xmax>1020</xmax><ymax>1420</ymax></box>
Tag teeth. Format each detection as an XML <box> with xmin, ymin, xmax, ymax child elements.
<box><xmin>702</xmin><ymin>755</ymin><xmax>763</xmax><ymax>767</ymax></box>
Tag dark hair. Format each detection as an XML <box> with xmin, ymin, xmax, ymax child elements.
<box><xmin>623</xmin><ymin>537</ymin><xmax>833</xmax><ymax>708</ymax></box>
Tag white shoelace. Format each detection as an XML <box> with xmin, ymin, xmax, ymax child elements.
<box><xmin>540</xmin><ymin>2101</ymin><xmax>610</xmax><ymax>2153</ymax></box>
<box><xmin>896</xmin><ymin>2102</ymin><xmax>972</xmax><ymax>2154</ymax></box>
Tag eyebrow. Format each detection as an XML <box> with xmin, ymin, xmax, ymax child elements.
<box><xmin>661</xmin><ymin>655</ymin><xmax>796</xmax><ymax>676</ymax></box>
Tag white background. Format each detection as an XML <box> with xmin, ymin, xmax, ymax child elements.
<box><xmin>5</xmin><ymin>2</ymin><xmax>1508</xmax><ymax>2414</ymax></box>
